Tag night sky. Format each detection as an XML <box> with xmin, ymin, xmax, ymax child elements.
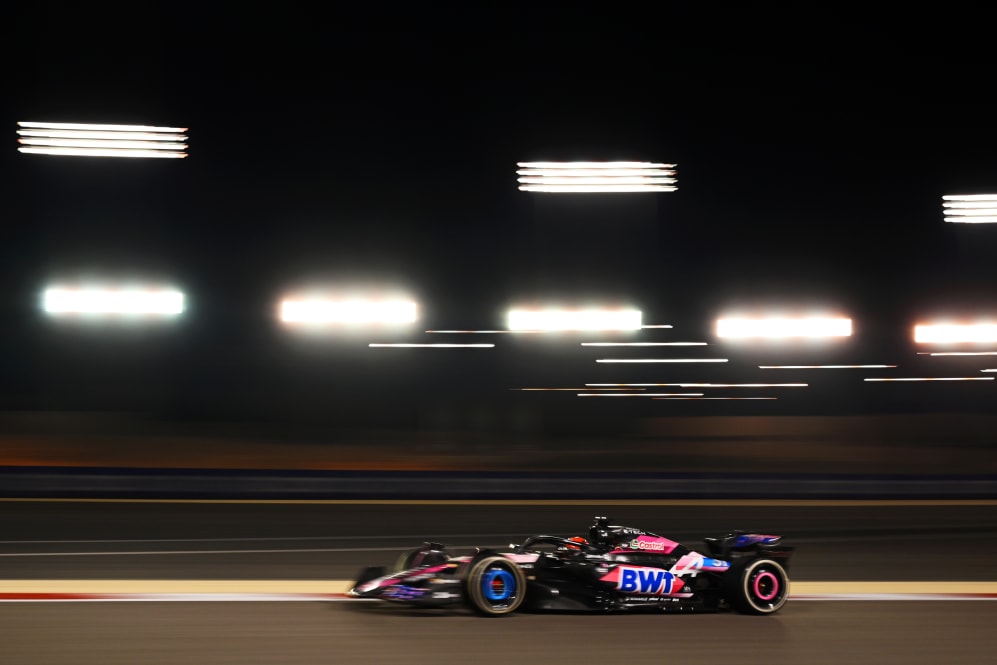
<box><xmin>4</xmin><ymin>4</ymin><xmax>997</xmax><ymax>432</ymax></box>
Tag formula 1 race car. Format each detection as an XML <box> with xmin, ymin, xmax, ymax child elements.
<box><xmin>348</xmin><ymin>516</ymin><xmax>793</xmax><ymax>616</ymax></box>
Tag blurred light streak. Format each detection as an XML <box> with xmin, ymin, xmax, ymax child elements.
<box><xmin>520</xmin><ymin>185</ymin><xmax>677</xmax><ymax>193</ymax></box>
<box><xmin>917</xmin><ymin>351</ymin><xmax>997</xmax><ymax>356</ymax></box>
<box><xmin>586</xmin><ymin>382</ymin><xmax>804</xmax><ymax>387</ymax></box>
<box><xmin>577</xmin><ymin>393</ymin><xmax>704</xmax><ymax>397</ymax></box>
<box><xmin>595</xmin><ymin>358</ymin><xmax>728</xmax><ymax>363</ymax></box>
<box><xmin>42</xmin><ymin>288</ymin><xmax>184</xmax><ymax>315</ymax></box>
<box><xmin>517</xmin><ymin>161</ymin><xmax>677</xmax><ymax>193</ymax></box>
<box><xmin>942</xmin><ymin>194</ymin><xmax>997</xmax><ymax>223</ymax></box>
<box><xmin>759</xmin><ymin>364</ymin><xmax>896</xmax><ymax>369</ymax></box>
<box><xmin>280</xmin><ymin>299</ymin><xmax>417</xmax><ymax>324</ymax></box>
<box><xmin>512</xmin><ymin>387</ymin><xmax>645</xmax><ymax>391</ymax></box>
<box><xmin>580</xmin><ymin>342</ymin><xmax>706</xmax><ymax>346</ymax></box>
<box><xmin>587</xmin><ymin>383</ymin><xmax>686</xmax><ymax>386</ymax></box>
<box><xmin>914</xmin><ymin>323</ymin><xmax>997</xmax><ymax>343</ymax></box>
<box><xmin>17</xmin><ymin>121</ymin><xmax>187</xmax><ymax>158</ymax></box>
<box><xmin>18</xmin><ymin>129</ymin><xmax>186</xmax><ymax>141</ymax></box>
<box><xmin>863</xmin><ymin>377</ymin><xmax>994</xmax><ymax>382</ymax></box>
<box><xmin>944</xmin><ymin>216</ymin><xmax>997</xmax><ymax>224</ymax></box>
<box><xmin>653</xmin><ymin>397</ymin><xmax>778</xmax><ymax>400</ymax></box>
<box><xmin>717</xmin><ymin>317</ymin><xmax>852</xmax><ymax>338</ymax></box>
<box><xmin>517</xmin><ymin>168</ymin><xmax>674</xmax><ymax>177</ymax></box>
<box><xmin>520</xmin><ymin>161</ymin><xmax>677</xmax><ymax>169</ymax></box>
<box><xmin>18</xmin><ymin>121</ymin><xmax>186</xmax><ymax>132</ymax></box>
<box><xmin>641</xmin><ymin>325</ymin><xmax>674</xmax><ymax>329</ymax></box>
<box><xmin>425</xmin><ymin>329</ymin><xmax>548</xmax><ymax>334</ymax></box>
<box><xmin>676</xmin><ymin>383</ymin><xmax>807</xmax><ymax>388</ymax></box>
<box><xmin>507</xmin><ymin>309</ymin><xmax>641</xmax><ymax>331</ymax></box>
<box><xmin>368</xmin><ymin>343</ymin><xmax>493</xmax><ymax>348</ymax></box>
<box><xmin>518</xmin><ymin>177</ymin><xmax>677</xmax><ymax>185</ymax></box>
<box><xmin>982</xmin><ymin>369</ymin><xmax>996</xmax><ymax>372</ymax></box>
<box><xmin>19</xmin><ymin>147</ymin><xmax>186</xmax><ymax>158</ymax></box>
<box><xmin>19</xmin><ymin>138</ymin><xmax>187</xmax><ymax>150</ymax></box>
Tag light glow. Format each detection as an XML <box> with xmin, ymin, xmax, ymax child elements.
<box><xmin>507</xmin><ymin>309</ymin><xmax>641</xmax><ymax>331</ymax></box>
<box><xmin>716</xmin><ymin>317</ymin><xmax>852</xmax><ymax>338</ymax></box>
<box><xmin>917</xmin><ymin>351</ymin><xmax>997</xmax><ymax>356</ymax></box>
<box><xmin>942</xmin><ymin>195</ymin><xmax>997</xmax><ymax>223</ymax></box>
<box><xmin>517</xmin><ymin>161</ymin><xmax>677</xmax><ymax>193</ymax></box>
<box><xmin>17</xmin><ymin>121</ymin><xmax>188</xmax><ymax>158</ymax></box>
<box><xmin>43</xmin><ymin>288</ymin><xmax>184</xmax><ymax>315</ymax></box>
<box><xmin>281</xmin><ymin>299</ymin><xmax>417</xmax><ymax>324</ymax></box>
<box><xmin>914</xmin><ymin>323</ymin><xmax>997</xmax><ymax>344</ymax></box>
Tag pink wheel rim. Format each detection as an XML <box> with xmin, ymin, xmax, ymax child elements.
<box><xmin>753</xmin><ymin>570</ymin><xmax>779</xmax><ymax>601</ymax></box>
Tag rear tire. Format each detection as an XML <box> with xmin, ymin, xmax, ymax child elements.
<box><xmin>726</xmin><ymin>558</ymin><xmax>789</xmax><ymax>615</ymax></box>
<box><xmin>464</xmin><ymin>555</ymin><xmax>526</xmax><ymax>616</ymax></box>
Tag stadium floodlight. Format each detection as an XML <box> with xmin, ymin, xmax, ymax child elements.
<box><xmin>716</xmin><ymin>317</ymin><xmax>852</xmax><ymax>338</ymax></box>
<box><xmin>914</xmin><ymin>323</ymin><xmax>997</xmax><ymax>343</ymax></box>
<box><xmin>506</xmin><ymin>308</ymin><xmax>642</xmax><ymax>331</ymax></box>
<box><xmin>942</xmin><ymin>195</ymin><xmax>997</xmax><ymax>223</ymax></box>
<box><xmin>17</xmin><ymin>121</ymin><xmax>188</xmax><ymax>158</ymax></box>
<box><xmin>280</xmin><ymin>298</ymin><xmax>417</xmax><ymax>325</ymax></box>
<box><xmin>42</xmin><ymin>287</ymin><xmax>184</xmax><ymax>316</ymax></box>
<box><xmin>516</xmin><ymin>161</ymin><xmax>677</xmax><ymax>193</ymax></box>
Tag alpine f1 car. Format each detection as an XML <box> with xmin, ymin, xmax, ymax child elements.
<box><xmin>348</xmin><ymin>516</ymin><xmax>793</xmax><ymax>616</ymax></box>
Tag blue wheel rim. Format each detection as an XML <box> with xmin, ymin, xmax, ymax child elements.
<box><xmin>481</xmin><ymin>567</ymin><xmax>515</xmax><ymax>602</ymax></box>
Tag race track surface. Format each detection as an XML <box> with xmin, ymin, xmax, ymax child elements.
<box><xmin>2</xmin><ymin>500</ymin><xmax>996</xmax><ymax>664</ymax></box>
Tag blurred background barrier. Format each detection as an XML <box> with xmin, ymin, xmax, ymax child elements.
<box><xmin>1</xmin><ymin>411</ymin><xmax>995</xmax><ymax>499</ymax></box>
<box><xmin>1</xmin><ymin>467</ymin><xmax>995</xmax><ymax>500</ymax></box>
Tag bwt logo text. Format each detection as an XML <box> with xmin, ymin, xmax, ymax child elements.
<box><xmin>617</xmin><ymin>568</ymin><xmax>676</xmax><ymax>595</ymax></box>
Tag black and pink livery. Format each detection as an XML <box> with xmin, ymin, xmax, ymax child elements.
<box><xmin>348</xmin><ymin>516</ymin><xmax>794</xmax><ymax>616</ymax></box>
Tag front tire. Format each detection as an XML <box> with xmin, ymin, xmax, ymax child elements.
<box><xmin>726</xmin><ymin>558</ymin><xmax>789</xmax><ymax>615</ymax></box>
<box><xmin>464</xmin><ymin>555</ymin><xmax>526</xmax><ymax>616</ymax></box>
